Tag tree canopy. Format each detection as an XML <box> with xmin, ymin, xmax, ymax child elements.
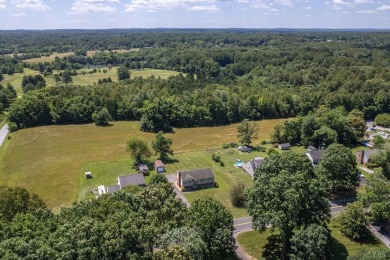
<box><xmin>126</xmin><ymin>137</ymin><xmax>152</xmax><ymax>163</ymax></box>
<box><xmin>246</xmin><ymin>152</ymin><xmax>330</xmax><ymax>258</ymax></box>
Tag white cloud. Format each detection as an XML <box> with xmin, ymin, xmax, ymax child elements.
<box><xmin>11</xmin><ymin>11</ymin><xmax>27</xmax><ymax>16</ymax></box>
<box><xmin>248</xmin><ymin>0</ymin><xmax>293</xmax><ymax>10</ymax></box>
<box><xmin>125</xmin><ymin>0</ymin><xmax>213</xmax><ymax>12</ymax></box>
<box><xmin>188</xmin><ymin>5</ymin><xmax>219</xmax><ymax>12</ymax></box>
<box><xmin>357</xmin><ymin>9</ymin><xmax>376</xmax><ymax>13</ymax></box>
<box><xmin>377</xmin><ymin>5</ymin><xmax>390</xmax><ymax>11</ymax></box>
<box><xmin>70</xmin><ymin>0</ymin><xmax>119</xmax><ymax>14</ymax></box>
<box><xmin>11</xmin><ymin>0</ymin><xmax>50</xmax><ymax>10</ymax></box>
<box><xmin>0</xmin><ymin>0</ymin><xmax>6</xmax><ymax>10</ymax></box>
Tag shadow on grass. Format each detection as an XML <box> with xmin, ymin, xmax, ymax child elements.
<box><xmin>162</xmin><ymin>157</ymin><xmax>179</xmax><ymax>164</ymax></box>
<box><xmin>329</xmin><ymin>237</ymin><xmax>349</xmax><ymax>260</ymax></box>
<box><xmin>262</xmin><ymin>234</ymin><xmax>284</xmax><ymax>260</ymax></box>
<box><xmin>96</xmin><ymin>123</ymin><xmax>114</xmax><ymax>127</ymax></box>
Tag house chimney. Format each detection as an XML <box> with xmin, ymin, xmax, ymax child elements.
<box><xmin>177</xmin><ymin>171</ymin><xmax>181</xmax><ymax>187</ymax></box>
<box><xmin>357</xmin><ymin>150</ymin><xmax>364</xmax><ymax>164</ymax></box>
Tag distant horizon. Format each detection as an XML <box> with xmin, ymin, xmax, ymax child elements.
<box><xmin>1</xmin><ymin>27</ymin><xmax>390</xmax><ymax>31</ymax></box>
<box><xmin>1</xmin><ymin>1</ymin><xmax>390</xmax><ymax>30</ymax></box>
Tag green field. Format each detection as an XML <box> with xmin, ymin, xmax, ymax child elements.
<box><xmin>23</xmin><ymin>52</ymin><xmax>74</xmax><ymax>63</ymax></box>
<box><xmin>0</xmin><ymin>119</ymin><xmax>285</xmax><ymax>212</ymax></box>
<box><xmin>237</xmin><ymin>219</ymin><xmax>389</xmax><ymax>260</ymax></box>
<box><xmin>0</xmin><ymin>68</ymin><xmax>55</xmax><ymax>97</ymax></box>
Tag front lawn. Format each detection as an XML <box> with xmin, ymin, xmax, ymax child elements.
<box><xmin>237</xmin><ymin>219</ymin><xmax>389</xmax><ymax>260</ymax></box>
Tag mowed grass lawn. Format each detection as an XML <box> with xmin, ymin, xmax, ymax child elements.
<box><xmin>61</xmin><ymin>68</ymin><xmax>184</xmax><ymax>86</ymax></box>
<box><xmin>0</xmin><ymin>119</ymin><xmax>285</xmax><ymax>212</ymax></box>
<box><xmin>23</xmin><ymin>52</ymin><xmax>74</xmax><ymax>63</ymax></box>
<box><xmin>237</xmin><ymin>219</ymin><xmax>389</xmax><ymax>260</ymax></box>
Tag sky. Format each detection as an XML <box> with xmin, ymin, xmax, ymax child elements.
<box><xmin>0</xmin><ymin>0</ymin><xmax>389</xmax><ymax>29</ymax></box>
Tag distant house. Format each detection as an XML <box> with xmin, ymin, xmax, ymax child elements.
<box><xmin>85</xmin><ymin>171</ymin><xmax>92</xmax><ymax>179</ymax></box>
<box><xmin>278</xmin><ymin>143</ymin><xmax>291</xmax><ymax>150</ymax></box>
<box><xmin>306</xmin><ymin>150</ymin><xmax>324</xmax><ymax>166</ymax></box>
<box><xmin>243</xmin><ymin>157</ymin><xmax>264</xmax><ymax>178</ymax></box>
<box><xmin>154</xmin><ymin>160</ymin><xmax>165</xmax><ymax>173</ymax></box>
<box><xmin>356</xmin><ymin>149</ymin><xmax>379</xmax><ymax>164</ymax></box>
<box><xmin>117</xmin><ymin>173</ymin><xmax>146</xmax><ymax>189</ymax></box>
<box><xmin>138</xmin><ymin>163</ymin><xmax>149</xmax><ymax>175</ymax></box>
<box><xmin>238</xmin><ymin>145</ymin><xmax>252</xmax><ymax>153</ymax></box>
<box><xmin>307</xmin><ymin>146</ymin><xmax>317</xmax><ymax>152</ymax></box>
<box><xmin>176</xmin><ymin>168</ymin><xmax>214</xmax><ymax>191</ymax></box>
<box><xmin>106</xmin><ymin>184</ymin><xmax>120</xmax><ymax>194</ymax></box>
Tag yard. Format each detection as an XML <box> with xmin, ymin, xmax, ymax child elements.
<box><xmin>237</xmin><ymin>219</ymin><xmax>389</xmax><ymax>260</ymax></box>
<box><xmin>0</xmin><ymin>119</ymin><xmax>285</xmax><ymax>213</ymax></box>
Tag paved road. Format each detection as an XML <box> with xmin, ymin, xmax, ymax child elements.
<box><xmin>233</xmin><ymin>201</ymin><xmax>351</xmax><ymax>234</ymax></box>
<box><xmin>0</xmin><ymin>123</ymin><xmax>9</xmax><ymax>147</ymax></box>
<box><xmin>370</xmin><ymin>224</ymin><xmax>390</xmax><ymax>249</ymax></box>
<box><xmin>166</xmin><ymin>174</ymin><xmax>191</xmax><ymax>207</ymax></box>
<box><xmin>366</xmin><ymin>121</ymin><xmax>390</xmax><ymax>132</ymax></box>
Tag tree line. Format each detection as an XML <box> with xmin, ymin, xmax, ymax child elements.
<box><xmin>0</xmin><ymin>183</ymin><xmax>235</xmax><ymax>259</ymax></box>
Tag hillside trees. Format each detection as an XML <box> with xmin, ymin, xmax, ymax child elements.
<box><xmin>339</xmin><ymin>202</ymin><xmax>370</xmax><ymax>241</ymax></box>
<box><xmin>0</xmin><ymin>184</ymin><xmax>236</xmax><ymax>259</ymax></box>
<box><xmin>246</xmin><ymin>153</ymin><xmax>330</xmax><ymax>258</ymax></box>
<box><xmin>187</xmin><ymin>197</ymin><xmax>235</xmax><ymax>259</ymax></box>
<box><xmin>21</xmin><ymin>74</ymin><xmax>45</xmax><ymax>93</ymax></box>
<box><xmin>375</xmin><ymin>113</ymin><xmax>390</xmax><ymax>127</ymax></box>
<box><xmin>126</xmin><ymin>137</ymin><xmax>152</xmax><ymax>163</ymax></box>
<box><xmin>237</xmin><ymin>119</ymin><xmax>259</xmax><ymax>146</ymax></box>
<box><xmin>151</xmin><ymin>131</ymin><xmax>173</xmax><ymax>159</ymax></box>
<box><xmin>316</xmin><ymin>144</ymin><xmax>358</xmax><ymax>192</ymax></box>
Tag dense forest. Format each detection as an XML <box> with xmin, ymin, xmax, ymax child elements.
<box><xmin>1</xmin><ymin>30</ymin><xmax>390</xmax><ymax>134</ymax></box>
<box><xmin>0</xmin><ymin>183</ymin><xmax>235</xmax><ymax>259</ymax></box>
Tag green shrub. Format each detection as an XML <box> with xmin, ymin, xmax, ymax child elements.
<box><xmin>375</xmin><ymin>113</ymin><xmax>390</xmax><ymax>127</ymax></box>
<box><xmin>220</xmin><ymin>162</ymin><xmax>225</xmax><ymax>167</ymax></box>
<box><xmin>8</xmin><ymin>122</ymin><xmax>18</xmax><ymax>132</ymax></box>
<box><xmin>212</xmin><ymin>154</ymin><xmax>221</xmax><ymax>162</ymax></box>
<box><xmin>223</xmin><ymin>142</ymin><xmax>238</xmax><ymax>149</ymax></box>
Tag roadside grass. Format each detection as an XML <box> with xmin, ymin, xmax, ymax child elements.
<box><xmin>237</xmin><ymin>219</ymin><xmax>389</xmax><ymax>260</ymax></box>
<box><xmin>0</xmin><ymin>119</ymin><xmax>284</xmax><ymax>212</ymax></box>
<box><xmin>23</xmin><ymin>52</ymin><xmax>74</xmax><ymax>63</ymax></box>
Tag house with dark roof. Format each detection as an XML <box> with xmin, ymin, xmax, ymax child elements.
<box><xmin>106</xmin><ymin>184</ymin><xmax>120</xmax><ymax>194</ymax></box>
<box><xmin>305</xmin><ymin>150</ymin><xmax>324</xmax><ymax>165</ymax></box>
<box><xmin>243</xmin><ymin>157</ymin><xmax>264</xmax><ymax>178</ymax></box>
<box><xmin>176</xmin><ymin>168</ymin><xmax>214</xmax><ymax>191</ymax></box>
<box><xmin>356</xmin><ymin>149</ymin><xmax>379</xmax><ymax>164</ymax></box>
<box><xmin>278</xmin><ymin>143</ymin><xmax>291</xmax><ymax>150</ymax></box>
<box><xmin>117</xmin><ymin>173</ymin><xmax>146</xmax><ymax>189</ymax></box>
<box><xmin>138</xmin><ymin>163</ymin><xmax>149</xmax><ymax>175</ymax></box>
<box><xmin>154</xmin><ymin>160</ymin><xmax>165</xmax><ymax>173</ymax></box>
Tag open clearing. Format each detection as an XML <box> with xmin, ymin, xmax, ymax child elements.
<box><xmin>23</xmin><ymin>52</ymin><xmax>74</xmax><ymax>63</ymax></box>
<box><xmin>0</xmin><ymin>119</ymin><xmax>285</xmax><ymax>213</ymax></box>
<box><xmin>70</xmin><ymin>68</ymin><xmax>184</xmax><ymax>85</ymax></box>
<box><xmin>237</xmin><ymin>219</ymin><xmax>389</xmax><ymax>259</ymax></box>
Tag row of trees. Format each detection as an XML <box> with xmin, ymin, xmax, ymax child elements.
<box><xmin>271</xmin><ymin>107</ymin><xmax>366</xmax><ymax>147</ymax></box>
<box><xmin>0</xmin><ymin>184</ymin><xmax>235</xmax><ymax>259</ymax></box>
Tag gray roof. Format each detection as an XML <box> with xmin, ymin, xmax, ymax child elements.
<box><xmin>278</xmin><ymin>143</ymin><xmax>290</xmax><ymax>148</ymax></box>
<box><xmin>365</xmin><ymin>149</ymin><xmax>379</xmax><ymax>158</ymax></box>
<box><xmin>307</xmin><ymin>146</ymin><xmax>317</xmax><ymax>151</ymax></box>
<box><xmin>138</xmin><ymin>164</ymin><xmax>149</xmax><ymax>171</ymax></box>
<box><xmin>180</xmin><ymin>168</ymin><xmax>214</xmax><ymax>181</ymax></box>
<box><xmin>118</xmin><ymin>173</ymin><xmax>145</xmax><ymax>188</ymax></box>
<box><xmin>244</xmin><ymin>158</ymin><xmax>264</xmax><ymax>177</ymax></box>
<box><xmin>106</xmin><ymin>184</ymin><xmax>120</xmax><ymax>194</ymax></box>
<box><xmin>307</xmin><ymin>150</ymin><xmax>324</xmax><ymax>161</ymax></box>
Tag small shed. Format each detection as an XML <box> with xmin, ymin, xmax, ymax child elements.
<box><xmin>138</xmin><ymin>163</ymin><xmax>149</xmax><ymax>175</ymax></box>
<box><xmin>85</xmin><ymin>171</ymin><xmax>92</xmax><ymax>179</ymax></box>
<box><xmin>98</xmin><ymin>185</ymin><xmax>106</xmax><ymax>195</ymax></box>
<box><xmin>278</xmin><ymin>143</ymin><xmax>291</xmax><ymax>150</ymax></box>
<box><xmin>154</xmin><ymin>160</ymin><xmax>165</xmax><ymax>173</ymax></box>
